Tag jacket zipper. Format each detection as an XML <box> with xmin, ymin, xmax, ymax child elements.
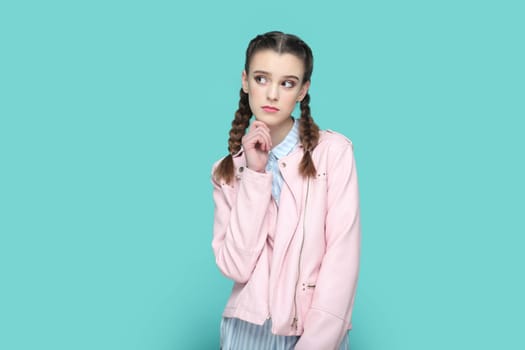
<box><xmin>268</xmin><ymin>197</ymin><xmax>278</xmax><ymax>321</ymax></box>
<box><xmin>291</xmin><ymin>178</ymin><xmax>310</xmax><ymax>330</ymax></box>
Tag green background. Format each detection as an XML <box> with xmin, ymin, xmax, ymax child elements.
<box><xmin>1</xmin><ymin>0</ymin><xmax>523</xmax><ymax>349</ymax></box>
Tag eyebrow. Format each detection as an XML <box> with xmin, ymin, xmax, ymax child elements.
<box><xmin>252</xmin><ymin>70</ymin><xmax>300</xmax><ymax>81</ymax></box>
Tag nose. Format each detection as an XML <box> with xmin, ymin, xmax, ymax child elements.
<box><xmin>267</xmin><ymin>83</ymin><xmax>279</xmax><ymax>101</ymax></box>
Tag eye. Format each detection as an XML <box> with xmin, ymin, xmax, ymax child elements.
<box><xmin>254</xmin><ymin>75</ymin><xmax>268</xmax><ymax>84</ymax></box>
<box><xmin>282</xmin><ymin>80</ymin><xmax>296</xmax><ymax>88</ymax></box>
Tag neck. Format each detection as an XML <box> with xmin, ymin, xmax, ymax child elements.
<box><xmin>270</xmin><ymin>117</ymin><xmax>294</xmax><ymax>148</ymax></box>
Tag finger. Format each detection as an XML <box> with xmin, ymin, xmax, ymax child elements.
<box><xmin>250</xmin><ymin>120</ymin><xmax>270</xmax><ymax>132</ymax></box>
<box><xmin>250</xmin><ymin>127</ymin><xmax>272</xmax><ymax>151</ymax></box>
<box><xmin>258</xmin><ymin>129</ymin><xmax>272</xmax><ymax>151</ymax></box>
<box><xmin>246</xmin><ymin>125</ymin><xmax>271</xmax><ymax>143</ymax></box>
<box><xmin>243</xmin><ymin>131</ymin><xmax>270</xmax><ymax>151</ymax></box>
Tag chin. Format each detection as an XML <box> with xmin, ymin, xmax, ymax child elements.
<box><xmin>254</xmin><ymin>114</ymin><xmax>291</xmax><ymax>126</ymax></box>
<box><xmin>254</xmin><ymin>118</ymin><xmax>280</xmax><ymax>127</ymax></box>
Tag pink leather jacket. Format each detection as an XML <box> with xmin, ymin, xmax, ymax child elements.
<box><xmin>211</xmin><ymin>130</ymin><xmax>361</xmax><ymax>350</ymax></box>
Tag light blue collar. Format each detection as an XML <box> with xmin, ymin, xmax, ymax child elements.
<box><xmin>270</xmin><ymin>118</ymin><xmax>299</xmax><ymax>160</ymax></box>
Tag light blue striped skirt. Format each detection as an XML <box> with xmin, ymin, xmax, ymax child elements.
<box><xmin>220</xmin><ymin>317</ymin><xmax>350</xmax><ymax>350</ymax></box>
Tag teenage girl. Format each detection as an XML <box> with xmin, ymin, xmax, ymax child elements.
<box><xmin>211</xmin><ymin>31</ymin><xmax>361</xmax><ymax>350</ymax></box>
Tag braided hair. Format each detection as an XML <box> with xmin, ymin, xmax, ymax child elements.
<box><xmin>214</xmin><ymin>31</ymin><xmax>320</xmax><ymax>183</ymax></box>
<box><xmin>299</xmin><ymin>93</ymin><xmax>319</xmax><ymax>177</ymax></box>
<box><xmin>213</xmin><ymin>89</ymin><xmax>252</xmax><ymax>184</ymax></box>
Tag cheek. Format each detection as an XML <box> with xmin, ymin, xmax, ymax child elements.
<box><xmin>247</xmin><ymin>91</ymin><xmax>263</xmax><ymax>111</ymax></box>
<box><xmin>248</xmin><ymin>84</ymin><xmax>264</xmax><ymax>98</ymax></box>
<box><xmin>283</xmin><ymin>92</ymin><xmax>300</xmax><ymax>108</ymax></box>
<box><xmin>247</xmin><ymin>94</ymin><xmax>255</xmax><ymax>110</ymax></box>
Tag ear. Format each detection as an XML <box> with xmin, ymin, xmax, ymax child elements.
<box><xmin>297</xmin><ymin>80</ymin><xmax>310</xmax><ymax>102</ymax></box>
<box><xmin>241</xmin><ymin>70</ymin><xmax>249</xmax><ymax>93</ymax></box>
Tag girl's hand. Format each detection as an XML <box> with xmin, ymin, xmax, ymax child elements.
<box><xmin>241</xmin><ymin>120</ymin><xmax>272</xmax><ymax>172</ymax></box>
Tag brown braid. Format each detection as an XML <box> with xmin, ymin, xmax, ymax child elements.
<box><xmin>213</xmin><ymin>88</ymin><xmax>252</xmax><ymax>184</ymax></box>
<box><xmin>299</xmin><ymin>93</ymin><xmax>320</xmax><ymax>178</ymax></box>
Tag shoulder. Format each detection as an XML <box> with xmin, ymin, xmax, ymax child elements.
<box><xmin>313</xmin><ymin>130</ymin><xmax>357</xmax><ymax>177</ymax></box>
<box><xmin>210</xmin><ymin>151</ymin><xmax>247</xmax><ymax>185</ymax></box>
<box><xmin>317</xmin><ymin>129</ymin><xmax>354</xmax><ymax>150</ymax></box>
<box><xmin>310</xmin><ymin>130</ymin><xmax>356</xmax><ymax>168</ymax></box>
<box><xmin>211</xmin><ymin>156</ymin><xmax>226</xmax><ymax>176</ymax></box>
<box><xmin>211</xmin><ymin>149</ymin><xmax>246</xmax><ymax>169</ymax></box>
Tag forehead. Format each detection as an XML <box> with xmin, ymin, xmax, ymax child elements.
<box><xmin>248</xmin><ymin>50</ymin><xmax>305</xmax><ymax>79</ymax></box>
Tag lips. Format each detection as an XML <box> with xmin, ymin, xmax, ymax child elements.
<box><xmin>262</xmin><ymin>105</ymin><xmax>280</xmax><ymax>113</ymax></box>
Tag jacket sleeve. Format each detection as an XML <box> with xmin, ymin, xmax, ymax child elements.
<box><xmin>211</xmin><ymin>163</ymin><xmax>273</xmax><ymax>284</ymax></box>
<box><xmin>295</xmin><ymin>142</ymin><xmax>361</xmax><ymax>350</ymax></box>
